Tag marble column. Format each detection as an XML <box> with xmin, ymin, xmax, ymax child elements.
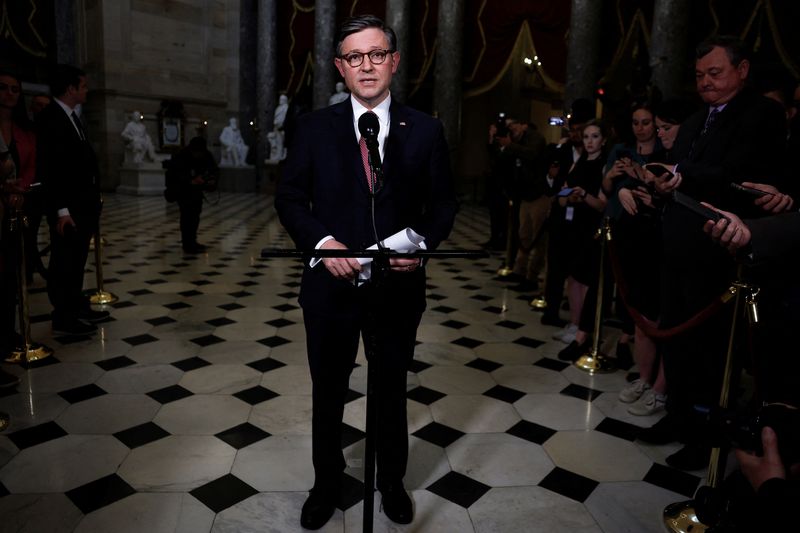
<box><xmin>313</xmin><ymin>0</ymin><xmax>337</xmax><ymax>110</ymax></box>
<box><xmin>257</xmin><ymin>0</ymin><xmax>277</xmax><ymax>164</ymax></box>
<box><xmin>386</xmin><ymin>0</ymin><xmax>411</xmax><ymax>104</ymax></box>
<box><xmin>650</xmin><ymin>0</ymin><xmax>691</xmax><ymax>100</ymax></box>
<box><xmin>54</xmin><ymin>0</ymin><xmax>76</xmax><ymax>65</ymax></box>
<box><xmin>564</xmin><ymin>0</ymin><xmax>603</xmax><ymax>112</ymax></box>
<box><xmin>433</xmin><ymin>0</ymin><xmax>464</xmax><ymax>148</ymax></box>
<box><xmin>240</xmin><ymin>0</ymin><xmax>258</xmax><ymax>157</ymax></box>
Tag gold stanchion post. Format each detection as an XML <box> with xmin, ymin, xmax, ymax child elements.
<box><xmin>5</xmin><ymin>208</ymin><xmax>53</xmax><ymax>364</ymax></box>
<box><xmin>83</xmin><ymin>202</ymin><xmax>117</xmax><ymax>305</ymax></box>
<box><xmin>663</xmin><ymin>267</ymin><xmax>758</xmax><ymax>532</ymax></box>
<box><xmin>574</xmin><ymin>217</ymin><xmax>615</xmax><ymax>374</ymax></box>
<box><xmin>497</xmin><ymin>199</ymin><xmax>515</xmax><ymax>277</ymax></box>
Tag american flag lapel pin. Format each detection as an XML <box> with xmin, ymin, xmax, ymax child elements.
<box><xmin>399</xmin><ymin>121</ymin><xmax>407</xmax><ymax>126</ymax></box>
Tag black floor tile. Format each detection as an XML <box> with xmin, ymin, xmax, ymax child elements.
<box><xmin>266</xmin><ymin>318</ymin><xmax>295</xmax><ymax>328</ymax></box>
<box><xmin>341</xmin><ymin>422</ymin><xmax>365</xmax><ymax>449</ymax></box>
<box><xmin>441</xmin><ymin>319</ymin><xmax>468</xmax><ymax>329</ymax></box>
<box><xmin>147</xmin><ymin>384</ymin><xmax>193</xmax><ymax>404</ymax></box>
<box><xmin>256</xmin><ymin>336</ymin><xmax>291</xmax><ymax>348</ymax></box>
<box><xmin>408</xmin><ymin>359</ymin><xmax>432</xmax><ymax>374</ymax></box>
<box><xmin>412</xmin><ymin>422</ymin><xmax>464</xmax><ymax>448</ymax></box>
<box><xmin>431</xmin><ymin>305</ymin><xmax>457</xmax><ymax>314</ymax></box>
<box><xmin>481</xmin><ymin>305</ymin><xmax>504</xmax><ymax>314</ymax></box>
<box><xmin>407</xmin><ymin>386</ymin><xmax>446</xmax><ymax>405</ymax></box>
<box><xmin>427</xmin><ymin>293</ymin><xmax>447</xmax><ymax>301</ymax></box>
<box><xmin>277</xmin><ymin>291</ymin><xmax>298</xmax><ymax>299</ymax></box>
<box><xmin>172</xmin><ymin>357</ymin><xmax>212</xmax><ymax>372</ymax></box>
<box><xmin>190</xmin><ymin>474</ymin><xmax>259</xmax><ymax>513</ymax></box>
<box><xmin>229</xmin><ymin>291</ymin><xmax>253</xmax><ymax>298</ymax></box>
<box><xmin>146</xmin><ymin>316</ymin><xmax>177</xmax><ymax>327</ymax></box>
<box><xmin>483</xmin><ymin>384</ymin><xmax>525</xmax><ymax>404</ymax></box>
<box><xmin>465</xmin><ymin>357</ymin><xmax>502</xmax><ymax>373</ymax></box>
<box><xmin>66</xmin><ymin>474</ymin><xmax>136</xmax><ymax>514</ymax></box>
<box><xmin>644</xmin><ymin>463</ymin><xmax>702</xmax><ymax>498</ymax></box>
<box><xmin>191</xmin><ymin>279</ymin><xmax>213</xmax><ymax>286</ymax></box>
<box><xmin>460</xmin><ymin>284</ymin><xmax>481</xmax><ymax>291</ymax></box>
<box><xmin>233</xmin><ymin>386</ymin><xmax>279</xmax><ymax>405</ymax></box>
<box><xmin>54</xmin><ymin>333</ymin><xmax>94</xmax><ymax>345</ymax></box>
<box><xmin>470</xmin><ymin>294</ymin><xmax>492</xmax><ymax>302</ymax></box>
<box><xmin>594</xmin><ymin>417</ymin><xmax>640</xmax><ymax>442</ymax></box>
<box><xmin>427</xmin><ymin>471</ymin><xmax>490</xmax><ymax>509</ymax></box>
<box><xmin>451</xmin><ymin>337</ymin><xmax>484</xmax><ymax>349</ymax></box>
<box><xmin>215</xmin><ymin>423</ymin><xmax>271</xmax><ymax>449</ymax></box>
<box><xmin>514</xmin><ymin>336</ymin><xmax>546</xmax><ymax>349</ymax></box>
<box><xmin>190</xmin><ymin>334</ymin><xmax>225</xmax><ymax>347</ymax></box>
<box><xmin>114</xmin><ymin>421</ymin><xmax>170</xmax><ymax>449</ymax></box>
<box><xmin>95</xmin><ymin>355</ymin><xmax>137</xmax><ymax>371</ymax></box>
<box><xmin>506</xmin><ymin>420</ymin><xmax>557</xmax><ymax>445</ymax></box>
<box><xmin>129</xmin><ymin>289</ymin><xmax>153</xmax><ymax>296</ymax></box>
<box><xmin>343</xmin><ymin>388</ymin><xmax>364</xmax><ymax>404</ymax></box>
<box><xmin>178</xmin><ymin>289</ymin><xmax>203</xmax><ymax>297</ymax></box>
<box><xmin>111</xmin><ymin>300</ymin><xmax>137</xmax><ymax>310</ymax></box>
<box><xmin>247</xmin><ymin>357</ymin><xmax>286</xmax><ymax>373</ymax></box>
<box><xmin>206</xmin><ymin>317</ymin><xmax>235</xmax><ymax>327</ymax></box>
<box><xmin>218</xmin><ymin>302</ymin><xmax>244</xmax><ymax>311</ymax></box>
<box><xmin>534</xmin><ymin>358</ymin><xmax>571</xmax><ymax>372</ymax></box>
<box><xmin>538</xmin><ymin>467</ymin><xmax>598</xmax><ymax>503</ymax></box>
<box><xmin>122</xmin><ymin>334</ymin><xmax>158</xmax><ymax>346</ymax></box>
<box><xmin>560</xmin><ymin>383</ymin><xmax>602</xmax><ymax>402</ymax></box>
<box><xmin>272</xmin><ymin>303</ymin><xmax>298</xmax><ymax>312</ymax></box>
<box><xmin>496</xmin><ymin>320</ymin><xmax>524</xmax><ymax>329</ymax></box>
<box><xmin>7</xmin><ymin>421</ymin><xmax>68</xmax><ymax>450</ymax></box>
<box><xmin>163</xmin><ymin>301</ymin><xmax>192</xmax><ymax>310</ymax></box>
<box><xmin>59</xmin><ymin>383</ymin><xmax>107</xmax><ymax>404</ymax></box>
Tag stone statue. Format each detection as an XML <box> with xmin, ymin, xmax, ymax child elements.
<box><xmin>121</xmin><ymin>111</ymin><xmax>157</xmax><ymax>164</ymax></box>
<box><xmin>219</xmin><ymin>117</ymin><xmax>249</xmax><ymax>167</ymax></box>
<box><xmin>328</xmin><ymin>82</ymin><xmax>349</xmax><ymax>105</ymax></box>
<box><xmin>267</xmin><ymin>131</ymin><xmax>286</xmax><ymax>162</ymax></box>
<box><xmin>273</xmin><ymin>94</ymin><xmax>289</xmax><ymax>131</ymax></box>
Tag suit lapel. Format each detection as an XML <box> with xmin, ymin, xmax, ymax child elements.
<box><xmin>330</xmin><ymin>101</ymin><xmax>369</xmax><ymax>194</ymax></box>
<box><xmin>383</xmin><ymin>101</ymin><xmax>411</xmax><ymax>195</ymax></box>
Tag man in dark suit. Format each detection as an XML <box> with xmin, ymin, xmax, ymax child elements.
<box><xmin>37</xmin><ymin>65</ymin><xmax>107</xmax><ymax>335</ymax></box>
<box><xmin>275</xmin><ymin>15</ymin><xmax>457</xmax><ymax>530</ymax></box>
<box><xmin>641</xmin><ymin>36</ymin><xmax>786</xmax><ymax>470</ymax></box>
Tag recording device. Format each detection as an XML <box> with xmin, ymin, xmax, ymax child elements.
<box><xmin>644</xmin><ymin>163</ymin><xmax>674</xmax><ymax>179</ymax></box>
<box><xmin>494</xmin><ymin>112</ymin><xmax>509</xmax><ymax>138</ymax></box>
<box><xmin>549</xmin><ymin>116</ymin><xmax>565</xmax><ymax>127</ymax></box>
<box><xmin>730</xmin><ymin>182</ymin><xmax>771</xmax><ymax>198</ymax></box>
<box><xmin>358</xmin><ymin>112</ymin><xmax>384</xmax><ymax>193</ymax></box>
<box><xmin>616</xmin><ymin>148</ymin><xmax>634</xmax><ymax>161</ymax></box>
<box><xmin>671</xmin><ymin>190</ymin><xmax>728</xmax><ymax>223</ymax></box>
<box><xmin>557</xmin><ymin>187</ymin><xmax>574</xmax><ymax>197</ymax></box>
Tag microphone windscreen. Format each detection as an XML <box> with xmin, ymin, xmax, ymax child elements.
<box><xmin>358</xmin><ymin>112</ymin><xmax>380</xmax><ymax>139</ymax></box>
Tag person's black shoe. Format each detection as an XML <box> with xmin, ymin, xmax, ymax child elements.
<box><xmin>52</xmin><ymin>319</ymin><xmax>97</xmax><ymax>336</ymax></box>
<box><xmin>512</xmin><ymin>280</ymin><xmax>539</xmax><ymax>293</ymax></box>
<box><xmin>615</xmin><ymin>341</ymin><xmax>633</xmax><ymax>369</ymax></box>
<box><xmin>182</xmin><ymin>243</ymin><xmax>208</xmax><ymax>254</ymax></box>
<box><xmin>300</xmin><ymin>491</ymin><xmax>336</xmax><ymax>530</ymax></box>
<box><xmin>637</xmin><ymin>414</ymin><xmax>680</xmax><ymax>445</ymax></box>
<box><xmin>379</xmin><ymin>483</ymin><xmax>413</xmax><ymax>524</ymax></box>
<box><xmin>541</xmin><ymin>314</ymin><xmax>567</xmax><ymax>328</ymax></box>
<box><xmin>77</xmin><ymin>309</ymin><xmax>111</xmax><ymax>323</ymax></box>
<box><xmin>666</xmin><ymin>443</ymin><xmax>710</xmax><ymax>471</ymax></box>
<box><xmin>558</xmin><ymin>340</ymin><xmax>588</xmax><ymax>361</ymax></box>
<box><xmin>0</xmin><ymin>369</ymin><xmax>20</xmax><ymax>389</ymax></box>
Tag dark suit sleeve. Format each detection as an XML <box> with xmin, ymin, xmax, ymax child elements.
<box><xmin>275</xmin><ymin>114</ymin><xmax>334</xmax><ymax>251</ymax></box>
<box><xmin>414</xmin><ymin>119</ymin><xmax>457</xmax><ymax>250</ymax></box>
<box><xmin>745</xmin><ymin>211</ymin><xmax>800</xmax><ymax>264</ymax></box>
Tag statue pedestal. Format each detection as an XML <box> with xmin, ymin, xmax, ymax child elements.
<box><xmin>117</xmin><ymin>162</ymin><xmax>166</xmax><ymax>196</ymax></box>
<box><xmin>219</xmin><ymin>166</ymin><xmax>257</xmax><ymax>193</ymax></box>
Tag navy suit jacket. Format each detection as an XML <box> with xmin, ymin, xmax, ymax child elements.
<box><xmin>36</xmin><ymin>102</ymin><xmax>101</xmax><ymax>224</ymax></box>
<box><xmin>275</xmin><ymin>99</ymin><xmax>457</xmax><ymax>317</ymax></box>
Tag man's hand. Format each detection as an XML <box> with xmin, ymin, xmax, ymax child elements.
<box><xmin>701</xmin><ymin>204</ymin><xmax>751</xmax><ymax>254</ymax></box>
<box><xmin>57</xmin><ymin>215</ymin><xmax>76</xmax><ymax>236</ymax></box>
<box><xmin>389</xmin><ymin>256</ymin><xmax>421</xmax><ymax>273</ymax></box>
<box><xmin>320</xmin><ymin>239</ymin><xmax>361</xmax><ymax>280</ymax></box>
<box><xmin>742</xmin><ymin>182</ymin><xmax>795</xmax><ymax>213</ymax></box>
<box><xmin>652</xmin><ymin>170</ymin><xmax>682</xmax><ymax>195</ymax></box>
<box><xmin>735</xmin><ymin>426</ymin><xmax>785</xmax><ymax>492</ymax></box>
<box><xmin>496</xmin><ymin>135</ymin><xmax>512</xmax><ymax>148</ymax></box>
<box><xmin>618</xmin><ymin>188</ymin><xmax>638</xmax><ymax>215</ymax></box>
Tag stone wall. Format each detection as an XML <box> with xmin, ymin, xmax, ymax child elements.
<box><xmin>80</xmin><ymin>0</ymin><xmax>242</xmax><ymax>190</ymax></box>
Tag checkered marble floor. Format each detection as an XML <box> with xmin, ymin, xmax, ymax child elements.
<box><xmin>0</xmin><ymin>193</ymin><xmax>703</xmax><ymax>532</ymax></box>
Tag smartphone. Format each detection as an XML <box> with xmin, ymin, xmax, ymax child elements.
<box><xmin>557</xmin><ymin>187</ymin><xmax>574</xmax><ymax>197</ymax></box>
<box><xmin>549</xmin><ymin>116</ymin><xmax>565</xmax><ymax>126</ymax></box>
<box><xmin>644</xmin><ymin>164</ymin><xmax>674</xmax><ymax>179</ymax></box>
<box><xmin>672</xmin><ymin>191</ymin><xmax>728</xmax><ymax>223</ymax></box>
<box><xmin>730</xmin><ymin>183</ymin><xmax>771</xmax><ymax>198</ymax></box>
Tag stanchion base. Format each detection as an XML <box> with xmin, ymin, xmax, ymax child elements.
<box><xmin>663</xmin><ymin>500</ymin><xmax>710</xmax><ymax>532</ymax></box>
<box><xmin>0</xmin><ymin>412</ymin><xmax>9</xmax><ymax>432</ymax></box>
<box><xmin>83</xmin><ymin>290</ymin><xmax>118</xmax><ymax>305</ymax></box>
<box><xmin>574</xmin><ymin>350</ymin><xmax>615</xmax><ymax>374</ymax></box>
<box><xmin>496</xmin><ymin>266</ymin><xmax>513</xmax><ymax>277</ymax></box>
<box><xmin>529</xmin><ymin>297</ymin><xmax>547</xmax><ymax>309</ymax></box>
<box><xmin>5</xmin><ymin>342</ymin><xmax>54</xmax><ymax>364</ymax></box>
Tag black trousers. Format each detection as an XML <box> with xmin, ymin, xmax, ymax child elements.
<box><xmin>302</xmin><ymin>300</ymin><xmax>421</xmax><ymax>496</ymax></box>
<box><xmin>178</xmin><ymin>193</ymin><xmax>203</xmax><ymax>247</ymax></box>
<box><xmin>0</xmin><ymin>230</ymin><xmax>18</xmax><ymax>348</ymax></box>
<box><xmin>47</xmin><ymin>215</ymin><xmax>95</xmax><ymax>322</ymax></box>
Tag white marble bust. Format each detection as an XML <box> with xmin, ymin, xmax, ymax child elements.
<box><xmin>219</xmin><ymin>117</ymin><xmax>249</xmax><ymax>167</ymax></box>
<box><xmin>328</xmin><ymin>82</ymin><xmax>349</xmax><ymax>105</ymax></box>
<box><xmin>273</xmin><ymin>95</ymin><xmax>289</xmax><ymax>131</ymax></box>
<box><xmin>121</xmin><ymin>111</ymin><xmax>157</xmax><ymax>165</ymax></box>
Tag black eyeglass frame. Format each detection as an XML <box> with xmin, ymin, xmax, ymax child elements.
<box><xmin>338</xmin><ymin>49</ymin><xmax>395</xmax><ymax>68</ymax></box>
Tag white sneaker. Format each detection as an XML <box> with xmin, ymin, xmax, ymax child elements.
<box><xmin>618</xmin><ymin>378</ymin><xmax>650</xmax><ymax>403</ymax></box>
<box><xmin>628</xmin><ymin>389</ymin><xmax>666</xmax><ymax>416</ymax></box>
<box><xmin>552</xmin><ymin>323</ymin><xmax>577</xmax><ymax>342</ymax></box>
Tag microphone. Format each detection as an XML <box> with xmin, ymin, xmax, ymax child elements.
<box><xmin>358</xmin><ymin>112</ymin><xmax>384</xmax><ymax>192</ymax></box>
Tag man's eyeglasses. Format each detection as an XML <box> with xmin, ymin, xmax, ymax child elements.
<box><xmin>0</xmin><ymin>83</ymin><xmax>21</xmax><ymax>95</ymax></box>
<box><xmin>338</xmin><ymin>49</ymin><xmax>394</xmax><ymax>68</ymax></box>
